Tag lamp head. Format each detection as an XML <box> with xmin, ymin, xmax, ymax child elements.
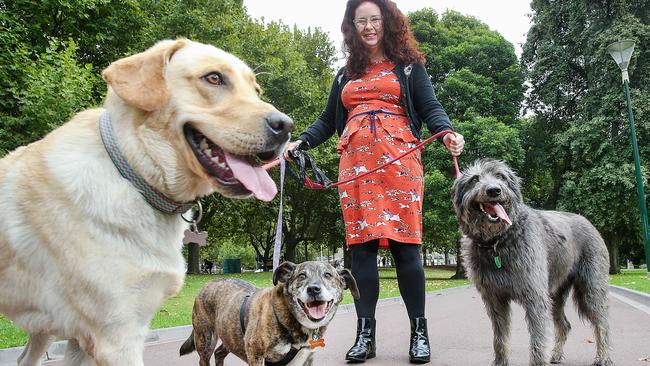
<box><xmin>608</xmin><ymin>40</ymin><xmax>635</xmax><ymax>82</ymax></box>
<box><xmin>607</xmin><ymin>40</ymin><xmax>635</xmax><ymax>70</ymax></box>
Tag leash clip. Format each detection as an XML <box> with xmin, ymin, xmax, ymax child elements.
<box><xmin>181</xmin><ymin>200</ymin><xmax>208</xmax><ymax>246</ymax></box>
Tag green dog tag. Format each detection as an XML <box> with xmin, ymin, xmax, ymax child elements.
<box><xmin>494</xmin><ymin>255</ymin><xmax>502</xmax><ymax>269</ymax></box>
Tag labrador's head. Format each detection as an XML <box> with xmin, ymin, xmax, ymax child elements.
<box><xmin>102</xmin><ymin>39</ymin><xmax>292</xmax><ymax>202</ymax></box>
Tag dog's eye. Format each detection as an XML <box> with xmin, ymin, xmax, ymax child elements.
<box><xmin>495</xmin><ymin>173</ymin><xmax>506</xmax><ymax>180</ymax></box>
<box><xmin>203</xmin><ymin>72</ymin><xmax>224</xmax><ymax>86</ymax></box>
<box><xmin>469</xmin><ymin>175</ymin><xmax>480</xmax><ymax>184</ymax></box>
<box><xmin>297</xmin><ymin>273</ymin><xmax>307</xmax><ymax>281</ymax></box>
<box><xmin>323</xmin><ymin>272</ymin><xmax>333</xmax><ymax>279</ymax></box>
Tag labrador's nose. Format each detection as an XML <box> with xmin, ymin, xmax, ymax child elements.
<box><xmin>265</xmin><ymin>112</ymin><xmax>293</xmax><ymax>142</ymax></box>
<box><xmin>307</xmin><ymin>285</ymin><xmax>321</xmax><ymax>297</ymax></box>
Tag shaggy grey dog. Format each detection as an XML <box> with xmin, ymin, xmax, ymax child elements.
<box><xmin>452</xmin><ymin>159</ymin><xmax>612</xmax><ymax>366</ymax></box>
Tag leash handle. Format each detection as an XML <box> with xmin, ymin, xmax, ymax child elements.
<box><xmin>449</xmin><ymin>131</ymin><xmax>462</xmax><ymax>179</ymax></box>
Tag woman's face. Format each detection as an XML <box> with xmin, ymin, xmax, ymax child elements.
<box><xmin>354</xmin><ymin>1</ymin><xmax>384</xmax><ymax>52</ymax></box>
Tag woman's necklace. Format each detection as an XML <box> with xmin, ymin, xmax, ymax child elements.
<box><xmin>370</xmin><ymin>53</ymin><xmax>387</xmax><ymax>65</ymax></box>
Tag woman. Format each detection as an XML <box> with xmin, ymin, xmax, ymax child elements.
<box><xmin>285</xmin><ymin>0</ymin><xmax>464</xmax><ymax>363</ymax></box>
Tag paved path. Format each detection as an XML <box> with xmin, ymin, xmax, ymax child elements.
<box><xmin>36</xmin><ymin>285</ymin><xmax>650</xmax><ymax>366</ymax></box>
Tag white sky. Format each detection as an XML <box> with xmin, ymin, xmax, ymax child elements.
<box><xmin>244</xmin><ymin>0</ymin><xmax>532</xmax><ymax>67</ymax></box>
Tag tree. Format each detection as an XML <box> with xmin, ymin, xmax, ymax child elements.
<box><xmin>522</xmin><ymin>0</ymin><xmax>650</xmax><ymax>273</ymax></box>
<box><xmin>0</xmin><ymin>0</ymin><xmax>148</xmax><ymax>155</ymax></box>
<box><xmin>130</xmin><ymin>0</ymin><xmax>342</xmax><ymax>266</ymax></box>
<box><xmin>0</xmin><ymin>38</ymin><xmax>98</xmax><ymax>155</ymax></box>
<box><xmin>1</xmin><ymin>0</ymin><xmax>146</xmax><ymax>69</ymax></box>
<box><xmin>409</xmin><ymin>9</ymin><xmax>525</xmax><ymax>277</ymax></box>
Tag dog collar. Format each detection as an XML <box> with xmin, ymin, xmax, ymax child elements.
<box><xmin>99</xmin><ymin>111</ymin><xmax>195</xmax><ymax>215</ymax></box>
<box><xmin>477</xmin><ymin>240</ymin><xmax>502</xmax><ymax>269</ymax></box>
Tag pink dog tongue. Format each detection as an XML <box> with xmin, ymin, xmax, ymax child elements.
<box><xmin>224</xmin><ymin>152</ymin><xmax>277</xmax><ymax>202</ymax></box>
<box><xmin>484</xmin><ymin>202</ymin><xmax>512</xmax><ymax>225</ymax></box>
<box><xmin>306</xmin><ymin>301</ymin><xmax>328</xmax><ymax>320</ymax></box>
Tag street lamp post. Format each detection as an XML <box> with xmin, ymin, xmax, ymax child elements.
<box><xmin>607</xmin><ymin>40</ymin><xmax>650</xmax><ymax>278</ymax></box>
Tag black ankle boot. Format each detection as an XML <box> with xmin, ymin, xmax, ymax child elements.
<box><xmin>409</xmin><ymin>317</ymin><xmax>430</xmax><ymax>363</ymax></box>
<box><xmin>345</xmin><ymin>318</ymin><xmax>376</xmax><ymax>362</ymax></box>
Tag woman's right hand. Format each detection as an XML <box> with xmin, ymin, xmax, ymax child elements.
<box><xmin>283</xmin><ymin>140</ymin><xmax>303</xmax><ymax>160</ymax></box>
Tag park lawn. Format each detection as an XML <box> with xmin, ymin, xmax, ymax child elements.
<box><xmin>0</xmin><ymin>267</ymin><xmax>466</xmax><ymax>349</ymax></box>
<box><xmin>610</xmin><ymin>268</ymin><xmax>650</xmax><ymax>294</ymax></box>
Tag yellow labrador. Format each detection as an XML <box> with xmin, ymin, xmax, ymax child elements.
<box><xmin>0</xmin><ymin>39</ymin><xmax>291</xmax><ymax>366</ymax></box>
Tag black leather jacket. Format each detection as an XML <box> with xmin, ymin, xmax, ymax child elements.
<box><xmin>298</xmin><ymin>62</ymin><xmax>453</xmax><ymax>149</ymax></box>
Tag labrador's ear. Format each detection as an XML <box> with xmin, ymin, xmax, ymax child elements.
<box><xmin>102</xmin><ymin>39</ymin><xmax>187</xmax><ymax>111</ymax></box>
<box><xmin>273</xmin><ymin>261</ymin><xmax>296</xmax><ymax>285</ymax></box>
<box><xmin>337</xmin><ymin>269</ymin><xmax>360</xmax><ymax>299</ymax></box>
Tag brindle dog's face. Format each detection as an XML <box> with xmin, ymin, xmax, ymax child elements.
<box><xmin>452</xmin><ymin>159</ymin><xmax>523</xmax><ymax>240</ymax></box>
<box><xmin>273</xmin><ymin>261</ymin><xmax>359</xmax><ymax>329</ymax></box>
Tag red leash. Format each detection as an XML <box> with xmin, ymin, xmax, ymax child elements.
<box><xmin>268</xmin><ymin>129</ymin><xmax>460</xmax><ymax>270</ymax></box>
<box><xmin>263</xmin><ymin>129</ymin><xmax>461</xmax><ymax>189</ymax></box>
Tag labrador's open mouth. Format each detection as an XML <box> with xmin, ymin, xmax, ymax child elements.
<box><xmin>184</xmin><ymin>125</ymin><xmax>277</xmax><ymax>201</ymax></box>
<box><xmin>299</xmin><ymin>299</ymin><xmax>334</xmax><ymax>322</ymax></box>
<box><xmin>473</xmin><ymin>201</ymin><xmax>512</xmax><ymax>225</ymax></box>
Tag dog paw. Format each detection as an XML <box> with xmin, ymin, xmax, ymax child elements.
<box><xmin>591</xmin><ymin>358</ymin><xmax>613</xmax><ymax>366</ymax></box>
<box><xmin>550</xmin><ymin>351</ymin><xmax>564</xmax><ymax>363</ymax></box>
<box><xmin>492</xmin><ymin>360</ymin><xmax>509</xmax><ymax>366</ymax></box>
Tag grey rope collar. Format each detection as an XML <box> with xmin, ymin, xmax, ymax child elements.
<box><xmin>99</xmin><ymin>111</ymin><xmax>195</xmax><ymax>215</ymax></box>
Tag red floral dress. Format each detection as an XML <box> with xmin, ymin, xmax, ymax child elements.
<box><xmin>338</xmin><ymin>60</ymin><xmax>423</xmax><ymax>248</ymax></box>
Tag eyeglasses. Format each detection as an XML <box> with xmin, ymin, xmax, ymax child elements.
<box><xmin>354</xmin><ymin>16</ymin><xmax>382</xmax><ymax>29</ymax></box>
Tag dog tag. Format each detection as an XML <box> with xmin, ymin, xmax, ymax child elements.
<box><xmin>309</xmin><ymin>338</ymin><xmax>325</xmax><ymax>350</ymax></box>
<box><xmin>493</xmin><ymin>255</ymin><xmax>502</xmax><ymax>269</ymax></box>
<box><xmin>309</xmin><ymin>330</ymin><xmax>325</xmax><ymax>349</ymax></box>
<box><xmin>183</xmin><ymin>223</ymin><xmax>208</xmax><ymax>246</ymax></box>
<box><xmin>180</xmin><ymin>199</ymin><xmax>207</xmax><ymax>246</ymax></box>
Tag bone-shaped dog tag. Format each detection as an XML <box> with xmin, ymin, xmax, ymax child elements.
<box><xmin>183</xmin><ymin>224</ymin><xmax>208</xmax><ymax>246</ymax></box>
<box><xmin>308</xmin><ymin>338</ymin><xmax>325</xmax><ymax>349</ymax></box>
<box><xmin>309</xmin><ymin>330</ymin><xmax>325</xmax><ymax>350</ymax></box>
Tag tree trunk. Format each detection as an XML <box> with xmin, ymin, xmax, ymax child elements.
<box><xmin>187</xmin><ymin>243</ymin><xmax>200</xmax><ymax>274</ymax></box>
<box><xmin>422</xmin><ymin>246</ymin><xmax>427</xmax><ymax>267</ymax></box>
<box><xmin>344</xmin><ymin>242</ymin><xmax>352</xmax><ymax>269</ymax></box>
<box><xmin>451</xmin><ymin>238</ymin><xmax>466</xmax><ymax>279</ymax></box>
<box><xmin>606</xmin><ymin>236</ymin><xmax>621</xmax><ymax>274</ymax></box>
<box><xmin>445</xmin><ymin>249</ymin><xmax>450</xmax><ymax>265</ymax></box>
<box><xmin>285</xmin><ymin>239</ymin><xmax>297</xmax><ymax>263</ymax></box>
<box><xmin>304</xmin><ymin>241</ymin><xmax>308</xmax><ymax>262</ymax></box>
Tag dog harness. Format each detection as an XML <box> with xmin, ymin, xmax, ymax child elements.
<box><xmin>239</xmin><ymin>294</ymin><xmax>303</xmax><ymax>366</ymax></box>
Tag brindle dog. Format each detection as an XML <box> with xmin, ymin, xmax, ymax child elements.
<box><xmin>180</xmin><ymin>261</ymin><xmax>359</xmax><ymax>366</ymax></box>
<box><xmin>453</xmin><ymin>159</ymin><xmax>612</xmax><ymax>366</ymax></box>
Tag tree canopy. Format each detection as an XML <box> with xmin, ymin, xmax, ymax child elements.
<box><xmin>1</xmin><ymin>0</ymin><xmax>647</xmax><ymax>273</ymax></box>
<box><xmin>522</xmin><ymin>0</ymin><xmax>650</xmax><ymax>272</ymax></box>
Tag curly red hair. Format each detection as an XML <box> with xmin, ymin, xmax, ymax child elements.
<box><xmin>342</xmin><ymin>0</ymin><xmax>425</xmax><ymax>79</ymax></box>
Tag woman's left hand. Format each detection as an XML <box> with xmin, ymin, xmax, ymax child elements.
<box><xmin>443</xmin><ymin>132</ymin><xmax>465</xmax><ymax>157</ymax></box>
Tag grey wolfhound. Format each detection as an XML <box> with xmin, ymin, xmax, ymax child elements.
<box><xmin>452</xmin><ymin>159</ymin><xmax>612</xmax><ymax>366</ymax></box>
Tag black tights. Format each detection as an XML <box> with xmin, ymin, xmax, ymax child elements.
<box><xmin>350</xmin><ymin>239</ymin><xmax>425</xmax><ymax>319</ymax></box>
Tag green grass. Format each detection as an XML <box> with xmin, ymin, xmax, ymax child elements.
<box><xmin>0</xmin><ymin>314</ymin><xmax>27</xmax><ymax>349</ymax></box>
<box><xmin>0</xmin><ymin>267</ymin><xmax>466</xmax><ymax>349</ymax></box>
<box><xmin>610</xmin><ymin>268</ymin><xmax>650</xmax><ymax>294</ymax></box>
